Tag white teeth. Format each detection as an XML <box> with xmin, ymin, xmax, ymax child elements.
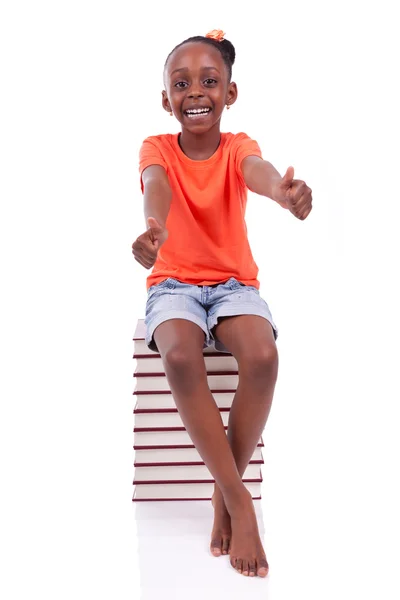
<box><xmin>185</xmin><ymin>108</ymin><xmax>211</xmax><ymax>119</ymax></box>
<box><xmin>186</xmin><ymin>108</ymin><xmax>210</xmax><ymax>114</ymax></box>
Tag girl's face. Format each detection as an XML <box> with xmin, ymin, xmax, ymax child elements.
<box><xmin>162</xmin><ymin>42</ymin><xmax>237</xmax><ymax>133</ymax></box>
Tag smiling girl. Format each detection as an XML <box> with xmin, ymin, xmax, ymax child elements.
<box><xmin>132</xmin><ymin>30</ymin><xmax>312</xmax><ymax>578</ymax></box>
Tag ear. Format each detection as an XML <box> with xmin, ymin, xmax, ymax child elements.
<box><xmin>161</xmin><ymin>90</ymin><xmax>171</xmax><ymax>113</ymax></box>
<box><xmin>226</xmin><ymin>81</ymin><xmax>238</xmax><ymax>107</ymax></box>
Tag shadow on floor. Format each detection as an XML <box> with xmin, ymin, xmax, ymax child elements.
<box><xmin>133</xmin><ymin>499</ymin><xmax>270</xmax><ymax>600</ymax></box>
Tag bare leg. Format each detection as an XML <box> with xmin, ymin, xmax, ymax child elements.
<box><xmin>210</xmin><ymin>315</ymin><xmax>278</xmax><ymax>577</ymax></box>
<box><xmin>153</xmin><ymin>318</ymin><xmax>271</xmax><ymax>577</ymax></box>
<box><xmin>153</xmin><ymin>319</ymin><xmax>251</xmax><ymax>499</ymax></box>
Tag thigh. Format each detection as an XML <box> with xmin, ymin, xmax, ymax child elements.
<box><xmin>154</xmin><ymin>318</ymin><xmax>206</xmax><ymax>358</ymax></box>
<box><xmin>212</xmin><ymin>314</ymin><xmax>277</xmax><ymax>366</ymax></box>
<box><xmin>154</xmin><ymin>319</ymin><xmax>209</xmax><ymax>391</ymax></box>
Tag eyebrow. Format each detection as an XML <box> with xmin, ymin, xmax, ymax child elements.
<box><xmin>170</xmin><ymin>66</ymin><xmax>220</xmax><ymax>76</ymax></box>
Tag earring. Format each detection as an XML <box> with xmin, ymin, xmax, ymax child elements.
<box><xmin>169</xmin><ymin>111</ymin><xmax>173</xmax><ymax>116</ymax></box>
<box><xmin>226</xmin><ymin>104</ymin><xmax>231</xmax><ymax>110</ymax></box>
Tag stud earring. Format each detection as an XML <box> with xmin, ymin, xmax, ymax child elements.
<box><xmin>226</xmin><ymin>104</ymin><xmax>231</xmax><ymax>110</ymax></box>
<box><xmin>169</xmin><ymin>111</ymin><xmax>173</xmax><ymax>116</ymax></box>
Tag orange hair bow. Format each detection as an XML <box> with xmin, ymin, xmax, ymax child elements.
<box><xmin>205</xmin><ymin>29</ymin><xmax>225</xmax><ymax>42</ymax></box>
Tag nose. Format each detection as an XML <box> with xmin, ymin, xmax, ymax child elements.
<box><xmin>188</xmin><ymin>83</ymin><xmax>204</xmax><ymax>99</ymax></box>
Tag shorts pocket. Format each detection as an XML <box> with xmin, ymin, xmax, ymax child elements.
<box><xmin>147</xmin><ymin>278</ymin><xmax>173</xmax><ymax>297</ymax></box>
<box><xmin>231</xmin><ymin>279</ymin><xmax>259</xmax><ymax>293</ymax></box>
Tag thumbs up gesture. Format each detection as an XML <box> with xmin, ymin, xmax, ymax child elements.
<box><xmin>275</xmin><ymin>167</ymin><xmax>313</xmax><ymax>220</ymax></box>
<box><xmin>131</xmin><ymin>217</ymin><xmax>169</xmax><ymax>269</ymax></box>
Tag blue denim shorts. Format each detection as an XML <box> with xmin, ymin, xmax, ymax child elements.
<box><xmin>144</xmin><ymin>277</ymin><xmax>278</xmax><ymax>353</ymax></box>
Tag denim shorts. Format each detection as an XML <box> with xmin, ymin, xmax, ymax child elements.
<box><xmin>144</xmin><ymin>277</ymin><xmax>278</xmax><ymax>353</ymax></box>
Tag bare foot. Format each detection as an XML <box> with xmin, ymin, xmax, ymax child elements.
<box><xmin>225</xmin><ymin>488</ymin><xmax>269</xmax><ymax>578</ymax></box>
<box><xmin>210</xmin><ymin>485</ymin><xmax>232</xmax><ymax>557</ymax></box>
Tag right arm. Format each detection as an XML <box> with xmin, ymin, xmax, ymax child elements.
<box><xmin>142</xmin><ymin>164</ymin><xmax>172</xmax><ymax>227</ymax></box>
<box><xmin>132</xmin><ymin>164</ymin><xmax>172</xmax><ymax>269</ymax></box>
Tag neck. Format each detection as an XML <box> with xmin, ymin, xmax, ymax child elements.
<box><xmin>178</xmin><ymin>123</ymin><xmax>221</xmax><ymax>160</ymax></box>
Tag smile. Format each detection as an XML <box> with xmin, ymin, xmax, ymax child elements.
<box><xmin>184</xmin><ymin>107</ymin><xmax>211</xmax><ymax>119</ymax></box>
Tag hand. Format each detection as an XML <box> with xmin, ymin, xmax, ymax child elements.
<box><xmin>131</xmin><ymin>217</ymin><xmax>169</xmax><ymax>269</ymax></box>
<box><xmin>274</xmin><ymin>167</ymin><xmax>312</xmax><ymax>220</ymax></box>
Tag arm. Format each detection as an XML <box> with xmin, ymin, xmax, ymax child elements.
<box><xmin>241</xmin><ymin>155</ymin><xmax>313</xmax><ymax>220</ymax></box>
<box><xmin>241</xmin><ymin>156</ymin><xmax>288</xmax><ymax>208</ymax></box>
<box><xmin>132</xmin><ymin>165</ymin><xmax>172</xmax><ymax>269</ymax></box>
<box><xmin>142</xmin><ymin>164</ymin><xmax>172</xmax><ymax>227</ymax></box>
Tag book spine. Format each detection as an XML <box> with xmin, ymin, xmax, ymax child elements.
<box><xmin>132</xmin><ymin>496</ymin><xmax>262</xmax><ymax>502</ymax></box>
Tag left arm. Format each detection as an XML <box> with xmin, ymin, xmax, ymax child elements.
<box><xmin>241</xmin><ymin>155</ymin><xmax>313</xmax><ymax>220</ymax></box>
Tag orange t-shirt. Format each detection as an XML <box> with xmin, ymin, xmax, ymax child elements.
<box><xmin>139</xmin><ymin>132</ymin><xmax>263</xmax><ymax>290</ymax></box>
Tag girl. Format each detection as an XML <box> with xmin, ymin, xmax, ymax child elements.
<box><xmin>132</xmin><ymin>29</ymin><xmax>312</xmax><ymax>578</ymax></box>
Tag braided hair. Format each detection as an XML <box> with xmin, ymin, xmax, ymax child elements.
<box><xmin>164</xmin><ymin>35</ymin><xmax>236</xmax><ymax>81</ymax></box>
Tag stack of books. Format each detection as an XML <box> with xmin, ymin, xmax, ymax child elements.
<box><xmin>133</xmin><ymin>319</ymin><xmax>265</xmax><ymax>502</ymax></box>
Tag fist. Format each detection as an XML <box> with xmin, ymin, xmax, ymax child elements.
<box><xmin>132</xmin><ymin>217</ymin><xmax>168</xmax><ymax>270</ymax></box>
<box><xmin>276</xmin><ymin>167</ymin><xmax>312</xmax><ymax>220</ymax></box>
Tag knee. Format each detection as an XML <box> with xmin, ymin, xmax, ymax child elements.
<box><xmin>163</xmin><ymin>346</ymin><xmax>203</xmax><ymax>379</ymax></box>
<box><xmin>239</xmin><ymin>344</ymin><xmax>279</xmax><ymax>382</ymax></box>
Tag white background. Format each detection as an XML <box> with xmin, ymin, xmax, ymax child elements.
<box><xmin>0</xmin><ymin>1</ymin><xmax>399</xmax><ymax>598</ymax></box>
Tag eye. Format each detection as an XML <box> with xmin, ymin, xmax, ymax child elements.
<box><xmin>174</xmin><ymin>81</ymin><xmax>188</xmax><ymax>89</ymax></box>
<box><xmin>204</xmin><ymin>78</ymin><xmax>217</xmax><ymax>85</ymax></box>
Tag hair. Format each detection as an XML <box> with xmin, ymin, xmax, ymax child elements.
<box><xmin>164</xmin><ymin>35</ymin><xmax>236</xmax><ymax>81</ymax></box>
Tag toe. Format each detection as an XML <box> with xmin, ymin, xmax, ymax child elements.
<box><xmin>249</xmin><ymin>560</ymin><xmax>256</xmax><ymax>577</ymax></box>
<box><xmin>242</xmin><ymin>559</ymin><xmax>249</xmax><ymax>576</ymax></box>
<box><xmin>257</xmin><ymin>557</ymin><xmax>269</xmax><ymax>577</ymax></box>
<box><xmin>221</xmin><ymin>537</ymin><xmax>230</xmax><ymax>555</ymax></box>
<box><xmin>236</xmin><ymin>558</ymin><xmax>243</xmax><ymax>574</ymax></box>
<box><xmin>210</xmin><ymin>537</ymin><xmax>222</xmax><ymax>557</ymax></box>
